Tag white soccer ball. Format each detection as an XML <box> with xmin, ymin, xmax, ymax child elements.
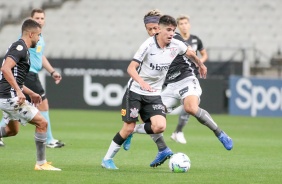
<box><xmin>169</xmin><ymin>152</ymin><xmax>191</xmax><ymax>173</ymax></box>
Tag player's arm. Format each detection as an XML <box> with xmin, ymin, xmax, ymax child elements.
<box><xmin>42</xmin><ymin>55</ymin><xmax>62</xmax><ymax>84</ymax></box>
<box><xmin>22</xmin><ymin>85</ymin><xmax>42</xmax><ymax>106</ymax></box>
<box><xmin>199</xmin><ymin>49</ymin><xmax>208</xmax><ymax>63</ymax></box>
<box><xmin>185</xmin><ymin>49</ymin><xmax>207</xmax><ymax>79</ymax></box>
<box><xmin>127</xmin><ymin>61</ymin><xmax>154</xmax><ymax>92</ymax></box>
<box><xmin>1</xmin><ymin>57</ymin><xmax>25</xmax><ymax>104</ymax></box>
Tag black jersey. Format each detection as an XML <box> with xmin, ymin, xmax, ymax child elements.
<box><xmin>183</xmin><ymin>34</ymin><xmax>204</xmax><ymax>55</ymax></box>
<box><xmin>0</xmin><ymin>39</ymin><xmax>30</xmax><ymax>98</ymax></box>
<box><xmin>165</xmin><ymin>33</ymin><xmax>202</xmax><ymax>85</ymax></box>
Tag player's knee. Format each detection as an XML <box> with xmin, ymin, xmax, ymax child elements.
<box><xmin>7</xmin><ymin>129</ymin><xmax>19</xmax><ymax>136</ymax></box>
<box><xmin>152</xmin><ymin>123</ymin><xmax>166</xmax><ymax>133</ymax></box>
<box><xmin>184</xmin><ymin>104</ymin><xmax>198</xmax><ymax>115</ymax></box>
<box><xmin>37</xmin><ymin>118</ymin><xmax>48</xmax><ymax>131</ymax></box>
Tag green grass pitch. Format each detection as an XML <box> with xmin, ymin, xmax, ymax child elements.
<box><xmin>1</xmin><ymin>110</ymin><xmax>282</xmax><ymax>184</ymax></box>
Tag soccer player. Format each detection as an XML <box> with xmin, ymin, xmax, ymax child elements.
<box><xmin>162</xmin><ymin>16</ymin><xmax>233</xmax><ymax>150</ymax></box>
<box><xmin>123</xmin><ymin>11</ymin><xmax>233</xmax><ymax>157</ymax></box>
<box><xmin>0</xmin><ymin>8</ymin><xmax>64</xmax><ymax>148</ymax></box>
<box><xmin>0</xmin><ymin>19</ymin><xmax>61</xmax><ymax>171</ymax></box>
<box><xmin>123</xmin><ymin>9</ymin><xmax>174</xmax><ymax>168</ymax></box>
<box><xmin>170</xmin><ymin>15</ymin><xmax>208</xmax><ymax>144</ymax></box>
<box><xmin>101</xmin><ymin>15</ymin><xmax>206</xmax><ymax>169</ymax></box>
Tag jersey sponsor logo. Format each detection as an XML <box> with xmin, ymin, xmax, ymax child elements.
<box><xmin>121</xmin><ymin>109</ymin><xmax>126</xmax><ymax>116</ymax></box>
<box><xmin>167</xmin><ymin>71</ymin><xmax>181</xmax><ymax>80</ymax></box>
<box><xmin>179</xmin><ymin>86</ymin><xmax>189</xmax><ymax>97</ymax></box>
<box><xmin>130</xmin><ymin>108</ymin><xmax>139</xmax><ymax>118</ymax></box>
<box><xmin>149</xmin><ymin>63</ymin><xmax>170</xmax><ymax>71</ymax></box>
<box><xmin>16</xmin><ymin>45</ymin><xmax>23</xmax><ymax>51</ymax></box>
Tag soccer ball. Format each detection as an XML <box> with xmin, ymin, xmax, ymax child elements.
<box><xmin>169</xmin><ymin>152</ymin><xmax>191</xmax><ymax>173</ymax></box>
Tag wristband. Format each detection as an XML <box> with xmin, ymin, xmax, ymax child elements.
<box><xmin>50</xmin><ymin>71</ymin><xmax>56</xmax><ymax>76</ymax></box>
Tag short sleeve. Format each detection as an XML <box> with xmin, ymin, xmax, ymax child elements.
<box><xmin>132</xmin><ymin>38</ymin><xmax>151</xmax><ymax>63</ymax></box>
<box><xmin>197</xmin><ymin>36</ymin><xmax>204</xmax><ymax>51</ymax></box>
<box><xmin>178</xmin><ymin>41</ymin><xmax>188</xmax><ymax>55</ymax></box>
<box><xmin>6</xmin><ymin>44</ymin><xmax>26</xmax><ymax>64</ymax></box>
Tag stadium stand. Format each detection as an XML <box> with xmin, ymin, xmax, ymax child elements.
<box><xmin>0</xmin><ymin>0</ymin><xmax>281</xmax><ymax>71</ymax></box>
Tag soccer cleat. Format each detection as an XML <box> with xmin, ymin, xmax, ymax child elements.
<box><xmin>34</xmin><ymin>162</ymin><xmax>61</xmax><ymax>171</ymax></box>
<box><xmin>171</xmin><ymin>132</ymin><xmax>187</xmax><ymax>144</ymax></box>
<box><xmin>218</xmin><ymin>131</ymin><xmax>233</xmax><ymax>150</ymax></box>
<box><xmin>150</xmin><ymin>147</ymin><xmax>173</xmax><ymax>167</ymax></box>
<box><xmin>123</xmin><ymin>134</ymin><xmax>133</xmax><ymax>151</ymax></box>
<box><xmin>0</xmin><ymin>138</ymin><xmax>4</xmax><ymax>147</ymax></box>
<box><xmin>46</xmin><ymin>139</ymin><xmax>65</xmax><ymax>148</ymax></box>
<box><xmin>101</xmin><ymin>159</ymin><xmax>118</xmax><ymax>169</ymax></box>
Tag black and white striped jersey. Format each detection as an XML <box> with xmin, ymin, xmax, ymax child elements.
<box><xmin>164</xmin><ymin>33</ymin><xmax>204</xmax><ymax>85</ymax></box>
<box><xmin>0</xmin><ymin>39</ymin><xmax>30</xmax><ymax>98</ymax></box>
<box><xmin>128</xmin><ymin>34</ymin><xmax>188</xmax><ymax>96</ymax></box>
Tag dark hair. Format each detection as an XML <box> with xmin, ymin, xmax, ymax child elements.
<box><xmin>21</xmin><ymin>19</ymin><xmax>41</xmax><ymax>33</ymax></box>
<box><xmin>159</xmin><ymin>15</ymin><xmax>177</xmax><ymax>27</ymax></box>
<box><xmin>31</xmin><ymin>8</ymin><xmax>45</xmax><ymax>17</ymax></box>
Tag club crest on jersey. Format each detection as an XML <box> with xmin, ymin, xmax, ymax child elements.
<box><xmin>130</xmin><ymin>108</ymin><xmax>139</xmax><ymax>118</ymax></box>
<box><xmin>170</xmin><ymin>47</ymin><xmax>177</xmax><ymax>58</ymax></box>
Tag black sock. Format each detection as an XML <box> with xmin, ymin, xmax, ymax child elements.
<box><xmin>113</xmin><ymin>132</ymin><xmax>126</xmax><ymax>145</ymax></box>
<box><xmin>144</xmin><ymin>123</ymin><xmax>154</xmax><ymax>134</ymax></box>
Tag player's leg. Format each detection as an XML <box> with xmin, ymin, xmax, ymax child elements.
<box><xmin>102</xmin><ymin>122</ymin><xmax>136</xmax><ymax>169</ymax></box>
<box><xmin>28</xmin><ymin>111</ymin><xmax>61</xmax><ymax>171</ymax></box>
<box><xmin>136</xmin><ymin>96</ymin><xmax>173</xmax><ymax>167</ymax></box>
<box><xmin>0</xmin><ymin>118</ymin><xmax>6</xmax><ymax>146</ymax></box>
<box><xmin>183</xmin><ymin>95</ymin><xmax>233</xmax><ymax>150</ymax></box>
<box><xmin>25</xmin><ymin>72</ymin><xmax>64</xmax><ymax>148</ymax></box>
<box><xmin>102</xmin><ymin>90</ymin><xmax>139</xmax><ymax>169</ymax></box>
<box><xmin>37</xmin><ymin>99</ymin><xmax>64</xmax><ymax>148</ymax></box>
<box><xmin>148</xmin><ymin>115</ymin><xmax>173</xmax><ymax>167</ymax></box>
<box><xmin>171</xmin><ymin>107</ymin><xmax>189</xmax><ymax>144</ymax></box>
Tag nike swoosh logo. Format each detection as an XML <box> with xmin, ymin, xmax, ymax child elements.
<box><xmin>150</xmin><ymin>53</ymin><xmax>156</xmax><ymax>56</ymax></box>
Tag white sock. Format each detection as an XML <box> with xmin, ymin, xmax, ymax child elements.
<box><xmin>133</xmin><ymin>124</ymin><xmax>147</xmax><ymax>134</ymax></box>
<box><xmin>104</xmin><ymin>141</ymin><xmax>121</xmax><ymax>160</ymax></box>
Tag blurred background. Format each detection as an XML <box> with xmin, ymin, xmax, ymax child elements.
<box><xmin>1</xmin><ymin>0</ymin><xmax>282</xmax><ymax>116</ymax></box>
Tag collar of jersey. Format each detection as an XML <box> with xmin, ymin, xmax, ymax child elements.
<box><xmin>154</xmin><ymin>34</ymin><xmax>171</xmax><ymax>49</ymax></box>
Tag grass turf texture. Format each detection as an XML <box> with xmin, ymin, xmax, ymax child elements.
<box><xmin>1</xmin><ymin>110</ymin><xmax>282</xmax><ymax>184</ymax></box>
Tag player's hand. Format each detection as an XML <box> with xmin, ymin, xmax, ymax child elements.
<box><xmin>139</xmin><ymin>80</ymin><xmax>156</xmax><ymax>92</ymax></box>
<box><xmin>52</xmin><ymin>71</ymin><xmax>62</xmax><ymax>84</ymax></box>
<box><xmin>198</xmin><ymin>64</ymin><xmax>207</xmax><ymax>79</ymax></box>
<box><xmin>29</xmin><ymin>93</ymin><xmax>42</xmax><ymax>106</ymax></box>
<box><xmin>16</xmin><ymin>90</ymin><xmax>26</xmax><ymax>105</ymax></box>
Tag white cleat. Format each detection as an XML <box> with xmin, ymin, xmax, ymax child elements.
<box><xmin>171</xmin><ymin>132</ymin><xmax>187</xmax><ymax>144</ymax></box>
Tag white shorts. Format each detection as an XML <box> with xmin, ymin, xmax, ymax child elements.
<box><xmin>161</xmin><ymin>76</ymin><xmax>202</xmax><ymax>113</ymax></box>
<box><xmin>0</xmin><ymin>97</ymin><xmax>38</xmax><ymax>126</ymax></box>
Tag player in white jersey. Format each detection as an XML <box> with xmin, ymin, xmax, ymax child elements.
<box><xmin>123</xmin><ymin>11</ymin><xmax>233</xmax><ymax>162</ymax></box>
<box><xmin>101</xmin><ymin>15</ymin><xmax>206</xmax><ymax>169</ymax></box>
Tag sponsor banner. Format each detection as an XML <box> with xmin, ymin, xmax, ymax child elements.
<box><xmin>46</xmin><ymin>75</ymin><xmax>226</xmax><ymax>113</ymax></box>
<box><xmin>229</xmin><ymin>76</ymin><xmax>282</xmax><ymax>117</ymax></box>
<box><xmin>46</xmin><ymin>76</ymin><xmax>128</xmax><ymax>110</ymax></box>
<box><xmin>45</xmin><ymin>59</ymin><xmax>228</xmax><ymax>112</ymax></box>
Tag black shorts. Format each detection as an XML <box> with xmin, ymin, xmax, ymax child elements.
<box><xmin>24</xmin><ymin>71</ymin><xmax>46</xmax><ymax>102</ymax></box>
<box><xmin>121</xmin><ymin>90</ymin><xmax>166</xmax><ymax>123</ymax></box>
